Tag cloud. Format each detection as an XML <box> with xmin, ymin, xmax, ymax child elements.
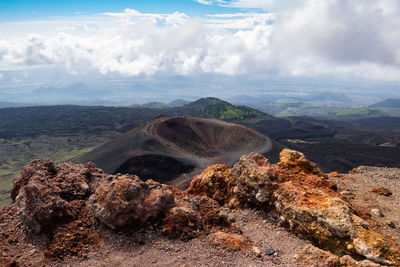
<box><xmin>0</xmin><ymin>3</ymin><xmax>400</xmax><ymax>82</ymax></box>
<box><xmin>270</xmin><ymin>0</ymin><xmax>400</xmax><ymax>77</ymax></box>
<box><xmin>195</xmin><ymin>0</ymin><xmax>302</xmax><ymax>10</ymax></box>
<box><xmin>195</xmin><ymin>0</ymin><xmax>226</xmax><ymax>6</ymax></box>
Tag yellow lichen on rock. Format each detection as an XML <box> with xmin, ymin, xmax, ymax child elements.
<box><xmin>187</xmin><ymin>150</ymin><xmax>400</xmax><ymax>265</ymax></box>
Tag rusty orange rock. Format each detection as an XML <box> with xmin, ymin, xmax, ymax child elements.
<box><xmin>371</xmin><ymin>187</ymin><xmax>393</xmax><ymax>196</ymax></box>
<box><xmin>209</xmin><ymin>232</ymin><xmax>260</xmax><ymax>255</ymax></box>
<box><xmin>187</xmin><ymin>164</ymin><xmax>234</xmax><ymax>204</ymax></box>
<box><xmin>187</xmin><ymin>149</ymin><xmax>400</xmax><ymax>265</ymax></box>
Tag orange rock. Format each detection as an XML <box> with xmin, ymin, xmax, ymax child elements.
<box><xmin>329</xmin><ymin>171</ymin><xmax>344</xmax><ymax>178</ymax></box>
<box><xmin>209</xmin><ymin>232</ymin><xmax>260</xmax><ymax>255</ymax></box>
<box><xmin>186</xmin><ymin>150</ymin><xmax>400</xmax><ymax>265</ymax></box>
<box><xmin>295</xmin><ymin>244</ymin><xmax>340</xmax><ymax>266</ymax></box>
<box><xmin>349</xmin><ymin>168</ymin><xmax>359</xmax><ymax>174</ymax></box>
<box><xmin>279</xmin><ymin>149</ymin><xmax>323</xmax><ymax>175</ymax></box>
<box><xmin>371</xmin><ymin>187</ymin><xmax>393</xmax><ymax>196</ymax></box>
<box><xmin>187</xmin><ymin>164</ymin><xmax>234</xmax><ymax>204</ymax></box>
<box><xmin>163</xmin><ymin>195</ymin><xmax>232</xmax><ymax>241</ymax></box>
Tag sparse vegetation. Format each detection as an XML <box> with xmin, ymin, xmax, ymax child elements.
<box><xmin>278</xmin><ymin>107</ymin><xmax>388</xmax><ymax>117</ymax></box>
<box><xmin>0</xmin><ymin>133</ymin><xmax>120</xmax><ymax>206</ymax></box>
<box><xmin>202</xmin><ymin>100</ymin><xmax>265</xmax><ymax>120</ymax></box>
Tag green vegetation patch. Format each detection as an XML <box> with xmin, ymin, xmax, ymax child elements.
<box><xmin>278</xmin><ymin>107</ymin><xmax>388</xmax><ymax>117</ymax></box>
<box><xmin>0</xmin><ymin>133</ymin><xmax>120</xmax><ymax>208</ymax></box>
<box><xmin>204</xmin><ymin>102</ymin><xmax>265</xmax><ymax>121</ymax></box>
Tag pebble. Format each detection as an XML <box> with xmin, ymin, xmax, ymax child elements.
<box><xmin>370</xmin><ymin>208</ymin><xmax>384</xmax><ymax>217</ymax></box>
<box><xmin>252</xmin><ymin>247</ymin><xmax>262</xmax><ymax>258</ymax></box>
<box><xmin>266</xmin><ymin>247</ymin><xmax>275</xmax><ymax>256</ymax></box>
<box><xmin>387</xmin><ymin>220</ymin><xmax>396</xmax><ymax>228</ymax></box>
<box><xmin>227</xmin><ymin>214</ymin><xmax>236</xmax><ymax>223</ymax></box>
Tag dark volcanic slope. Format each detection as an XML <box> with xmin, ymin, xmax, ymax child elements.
<box><xmin>242</xmin><ymin>116</ymin><xmax>400</xmax><ymax>172</ymax></box>
<box><xmin>76</xmin><ymin>116</ymin><xmax>272</xmax><ymax>185</ymax></box>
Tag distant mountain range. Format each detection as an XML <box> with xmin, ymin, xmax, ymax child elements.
<box><xmin>370</xmin><ymin>98</ymin><xmax>400</xmax><ymax>108</ymax></box>
<box><xmin>0</xmin><ymin>101</ymin><xmax>33</xmax><ymax>108</ymax></box>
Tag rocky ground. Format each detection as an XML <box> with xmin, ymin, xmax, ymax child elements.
<box><xmin>0</xmin><ymin>149</ymin><xmax>399</xmax><ymax>266</ymax></box>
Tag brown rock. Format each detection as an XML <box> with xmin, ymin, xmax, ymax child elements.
<box><xmin>230</xmin><ymin>153</ymin><xmax>277</xmax><ymax>208</ymax></box>
<box><xmin>90</xmin><ymin>175</ymin><xmax>174</xmax><ymax>230</ymax></box>
<box><xmin>163</xmin><ymin>194</ymin><xmax>231</xmax><ymax>241</ymax></box>
<box><xmin>329</xmin><ymin>171</ymin><xmax>344</xmax><ymax>178</ymax></box>
<box><xmin>44</xmin><ymin>206</ymin><xmax>102</xmax><ymax>260</ymax></box>
<box><xmin>12</xmin><ymin>160</ymin><xmax>104</xmax><ymax>233</ymax></box>
<box><xmin>187</xmin><ymin>164</ymin><xmax>234</xmax><ymax>204</ymax></box>
<box><xmin>371</xmin><ymin>187</ymin><xmax>393</xmax><ymax>196</ymax></box>
<box><xmin>349</xmin><ymin>168</ymin><xmax>360</xmax><ymax>174</ymax></box>
<box><xmin>187</xmin><ymin>153</ymin><xmax>278</xmax><ymax>209</ymax></box>
<box><xmin>339</xmin><ymin>255</ymin><xmax>382</xmax><ymax>266</ymax></box>
<box><xmin>295</xmin><ymin>244</ymin><xmax>340</xmax><ymax>267</ymax></box>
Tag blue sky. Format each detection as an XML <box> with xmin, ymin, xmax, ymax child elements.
<box><xmin>0</xmin><ymin>0</ymin><xmax>241</xmax><ymax>21</ymax></box>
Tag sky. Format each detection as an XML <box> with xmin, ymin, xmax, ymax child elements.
<box><xmin>0</xmin><ymin>0</ymin><xmax>399</xmax><ymax>104</ymax></box>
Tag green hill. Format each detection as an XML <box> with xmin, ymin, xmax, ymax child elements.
<box><xmin>181</xmin><ymin>97</ymin><xmax>266</xmax><ymax>120</ymax></box>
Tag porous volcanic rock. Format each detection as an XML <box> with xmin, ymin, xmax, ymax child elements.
<box><xmin>89</xmin><ymin>175</ymin><xmax>174</xmax><ymax>230</ymax></box>
<box><xmin>278</xmin><ymin>148</ymin><xmax>323</xmax><ymax>175</ymax></box>
<box><xmin>339</xmin><ymin>255</ymin><xmax>382</xmax><ymax>266</ymax></box>
<box><xmin>163</xmin><ymin>190</ymin><xmax>232</xmax><ymax>240</ymax></box>
<box><xmin>209</xmin><ymin>231</ymin><xmax>260</xmax><ymax>255</ymax></box>
<box><xmin>230</xmin><ymin>153</ymin><xmax>277</xmax><ymax>208</ymax></box>
<box><xmin>295</xmin><ymin>245</ymin><xmax>383</xmax><ymax>267</ymax></box>
<box><xmin>188</xmin><ymin>153</ymin><xmax>278</xmax><ymax>209</ymax></box>
<box><xmin>187</xmin><ymin>149</ymin><xmax>400</xmax><ymax>265</ymax></box>
<box><xmin>371</xmin><ymin>187</ymin><xmax>393</xmax><ymax>196</ymax></box>
<box><xmin>2</xmin><ymin>149</ymin><xmax>400</xmax><ymax>266</ymax></box>
<box><xmin>187</xmin><ymin>164</ymin><xmax>234</xmax><ymax>204</ymax></box>
<box><xmin>295</xmin><ymin>244</ymin><xmax>340</xmax><ymax>266</ymax></box>
<box><xmin>12</xmin><ymin>160</ymin><xmax>105</xmax><ymax>233</ymax></box>
<box><xmin>274</xmin><ymin>151</ymin><xmax>400</xmax><ymax>265</ymax></box>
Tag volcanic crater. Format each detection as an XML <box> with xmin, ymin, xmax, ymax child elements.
<box><xmin>77</xmin><ymin>116</ymin><xmax>272</xmax><ymax>186</ymax></box>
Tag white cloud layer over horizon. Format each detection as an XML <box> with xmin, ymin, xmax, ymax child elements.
<box><xmin>1</xmin><ymin>0</ymin><xmax>400</xmax><ymax>82</ymax></box>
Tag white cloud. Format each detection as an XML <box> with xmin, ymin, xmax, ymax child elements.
<box><xmin>0</xmin><ymin>2</ymin><xmax>400</xmax><ymax>82</ymax></box>
<box><xmin>195</xmin><ymin>0</ymin><xmax>226</xmax><ymax>6</ymax></box>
